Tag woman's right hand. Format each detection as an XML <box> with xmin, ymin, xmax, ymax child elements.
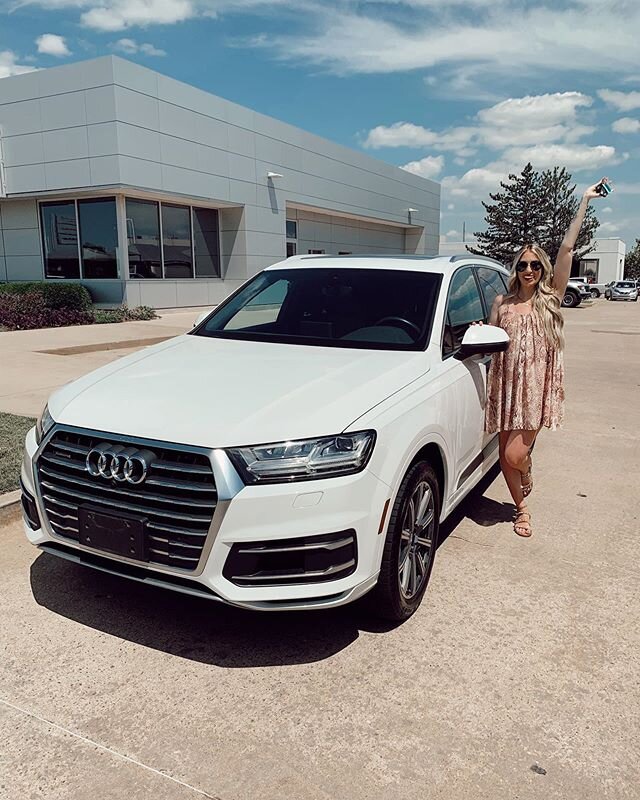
<box><xmin>584</xmin><ymin>177</ymin><xmax>611</xmax><ymax>200</ymax></box>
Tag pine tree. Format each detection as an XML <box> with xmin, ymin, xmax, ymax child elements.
<box><xmin>624</xmin><ymin>239</ymin><xmax>640</xmax><ymax>280</ymax></box>
<box><xmin>469</xmin><ymin>163</ymin><xmax>600</xmax><ymax>266</ymax></box>
<box><xmin>467</xmin><ymin>163</ymin><xmax>545</xmax><ymax>264</ymax></box>
<box><xmin>537</xmin><ymin>167</ymin><xmax>599</xmax><ymax>263</ymax></box>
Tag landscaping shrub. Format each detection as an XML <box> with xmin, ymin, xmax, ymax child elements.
<box><xmin>0</xmin><ymin>291</ymin><xmax>94</xmax><ymax>330</ymax></box>
<box><xmin>93</xmin><ymin>305</ymin><xmax>157</xmax><ymax>324</ymax></box>
<box><xmin>0</xmin><ymin>281</ymin><xmax>92</xmax><ymax>310</ymax></box>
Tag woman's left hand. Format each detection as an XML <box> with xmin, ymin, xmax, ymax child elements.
<box><xmin>583</xmin><ymin>177</ymin><xmax>611</xmax><ymax>200</ymax></box>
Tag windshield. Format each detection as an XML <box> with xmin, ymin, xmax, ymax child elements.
<box><xmin>618</xmin><ymin>282</ymin><xmax>635</xmax><ymax>288</ymax></box>
<box><xmin>193</xmin><ymin>267</ymin><xmax>441</xmax><ymax>350</ymax></box>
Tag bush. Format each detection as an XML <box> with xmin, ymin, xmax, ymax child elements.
<box><xmin>0</xmin><ymin>291</ymin><xmax>94</xmax><ymax>330</ymax></box>
<box><xmin>0</xmin><ymin>281</ymin><xmax>92</xmax><ymax>310</ymax></box>
<box><xmin>93</xmin><ymin>305</ymin><xmax>158</xmax><ymax>324</ymax></box>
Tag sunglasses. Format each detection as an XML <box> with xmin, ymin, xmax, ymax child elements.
<box><xmin>516</xmin><ymin>260</ymin><xmax>543</xmax><ymax>273</ymax></box>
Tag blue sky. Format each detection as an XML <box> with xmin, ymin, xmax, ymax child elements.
<box><xmin>1</xmin><ymin>0</ymin><xmax>639</xmax><ymax>250</ymax></box>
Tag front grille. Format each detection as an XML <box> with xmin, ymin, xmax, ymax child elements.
<box><xmin>223</xmin><ymin>529</ymin><xmax>357</xmax><ymax>587</ymax></box>
<box><xmin>36</xmin><ymin>430</ymin><xmax>217</xmax><ymax>572</ymax></box>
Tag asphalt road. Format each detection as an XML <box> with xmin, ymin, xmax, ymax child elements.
<box><xmin>1</xmin><ymin>299</ymin><xmax>639</xmax><ymax>800</ymax></box>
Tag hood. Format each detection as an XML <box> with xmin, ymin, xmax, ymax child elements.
<box><xmin>49</xmin><ymin>335</ymin><xmax>430</xmax><ymax>448</ymax></box>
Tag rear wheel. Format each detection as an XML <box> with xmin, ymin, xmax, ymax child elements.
<box><xmin>369</xmin><ymin>461</ymin><xmax>440</xmax><ymax>621</ymax></box>
<box><xmin>562</xmin><ymin>290</ymin><xmax>579</xmax><ymax>308</ymax></box>
<box><xmin>590</xmin><ymin>288</ymin><xmax>601</xmax><ymax>298</ymax></box>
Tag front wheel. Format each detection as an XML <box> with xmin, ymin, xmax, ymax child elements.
<box><xmin>562</xmin><ymin>291</ymin><xmax>579</xmax><ymax>308</ymax></box>
<box><xmin>369</xmin><ymin>461</ymin><xmax>440</xmax><ymax>621</ymax></box>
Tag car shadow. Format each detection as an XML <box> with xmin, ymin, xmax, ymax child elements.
<box><xmin>30</xmin><ymin>464</ymin><xmax>509</xmax><ymax>668</ymax></box>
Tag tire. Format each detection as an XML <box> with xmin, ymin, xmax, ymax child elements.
<box><xmin>590</xmin><ymin>289</ymin><xmax>600</xmax><ymax>298</ymax></box>
<box><xmin>562</xmin><ymin>290</ymin><xmax>579</xmax><ymax>308</ymax></box>
<box><xmin>369</xmin><ymin>460</ymin><xmax>440</xmax><ymax>622</ymax></box>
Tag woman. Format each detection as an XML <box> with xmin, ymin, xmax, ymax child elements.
<box><xmin>483</xmin><ymin>178</ymin><xmax>608</xmax><ymax>537</ymax></box>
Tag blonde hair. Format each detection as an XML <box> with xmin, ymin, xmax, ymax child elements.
<box><xmin>507</xmin><ymin>244</ymin><xmax>565</xmax><ymax>350</ymax></box>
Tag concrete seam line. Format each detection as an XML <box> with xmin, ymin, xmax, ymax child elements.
<box><xmin>0</xmin><ymin>490</ymin><xmax>21</xmax><ymax>510</ymax></box>
<box><xmin>0</xmin><ymin>698</ymin><xmax>222</xmax><ymax>800</ymax></box>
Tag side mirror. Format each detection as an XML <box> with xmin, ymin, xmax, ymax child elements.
<box><xmin>193</xmin><ymin>308</ymin><xmax>214</xmax><ymax>328</ymax></box>
<box><xmin>455</xmin><ymin>323</ymin><xmax>509</xmax><ymax>360</ymax></box>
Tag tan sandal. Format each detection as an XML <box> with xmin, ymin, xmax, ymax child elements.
<box><xmin>514</xmin><ymin>508</ymin><xmax>532</xmax><ymax>538</ymax></box>
<box><xmin>521</xmin><ymin>455</ymin><xmax>533</xmax><ymax>498</ymax></box>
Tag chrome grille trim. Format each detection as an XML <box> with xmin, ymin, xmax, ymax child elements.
<box><xmin>33</xmin><ymin>425</ymin><xmax>244</xmax><ymax>577</ymax></box>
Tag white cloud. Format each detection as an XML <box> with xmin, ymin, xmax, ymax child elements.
<box><xmin>114</xmin><ymin>38</ymin><xmax>167</xmax><ymax>56</ymax></box>
<box><xmin>36</xmin><ymin>34</ymin><xmax>71</xmax><ymax>57</ymax></box>
<box><xmin>81</xmin><ymin>0</ymin><xmax>195</xmax><ymax>31</ymax></box>
<box><xmin>447</xmin><ymin>203</ymin><xmax>455</xmax><ymax>210</ymax></box>
<box><xmin>0</xmin><ymin>50</ymin><xmax>37</xmax><ymax>79</ymax></box>
<box><xmin>503</xmin><ymin>143</ymin><xmax>620</xmax><ymax>172</ymax></box>
<box><xmin>601</xmin><ymin>206</ymin><xmax>613</xmax><ymax>214</ymax></box>
<box><xmin>612</xmin><ymin>117</ymin><xmax>640</xmax><ymax>134</ymax></box>
<box><xmin>365</xmin><ymin>122</ymin><xmax>438</xmax><ymax>149</ymax></box>
<box><xmin>401</xmin><ymin>154</ymin><xmax>444</xmax><ymax>179</ymax></box>
<box><xmin>598</xmin><ymin>89</ymin><xmax>640</xmax><ymax>112</ymax></box>
<box><xmin>445</xmin><ymin>229</ymin><xmax>460</xmax><ymax>239</ymax></box>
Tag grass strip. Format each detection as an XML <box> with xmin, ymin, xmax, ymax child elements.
<box><xmin>0</xmin><ymin>412</ymin><xmax>36</xmax><ymax>493</ymax></box>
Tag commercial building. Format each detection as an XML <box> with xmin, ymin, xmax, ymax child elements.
<box><xmin>0</xmin><ymin>56</ymin><xmax>440</xmax><ymax>308</ymax></box>
<box><xmin>439</xmin><ymin>237</ymin><xmax>626</xmax><ymax>283</ymax></box>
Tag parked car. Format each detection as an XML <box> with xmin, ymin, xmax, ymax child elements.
<box><xmin>571</xmin><ymin>277</ymin><xmax>608</xmax><ymax>298</ymax></box>
<box><xmin>561</xmin><ymin>279</ymin><xmax>591</xmax><ymax>308</ymax></box>
<box><xmin>605</xmin><ymin>281</ymin><xmax>639</xmax><ymax>301</ymax></box>
<box><xmin>21</xmin><ymin>254</ymin><xmax>513</xmax><ymax>622</ymax></box>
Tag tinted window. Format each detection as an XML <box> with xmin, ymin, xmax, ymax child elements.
<box><xmin>193</xmin><ymin>208</ymin><xmax>220</xmax><ymax>278</ymax></box>
<box><xmin>476</xmin><ymin>267</ymin><xmax>507</xmax><ymax>319</ymax></box>
<box><xmin>286</xmin><ymin>220</ymin><xmax>297</xmax><ymax>239</ymax></box>
<box><xmin>162</xmin><ymin>203</ymin><xmax>193</xmax><ymax>279</ymax></box>
<box><xmin>40</xmin><ymin>202</ymin><xmax>80</xmax><ymax>279</ymax></box>
<box><xmin>78</xmin><ymin>198</ymin><xmax>118</xmax><ymax>279</ymax></box>
<box><xmin>195</xmin><ymin>268</ymin><xmax>441</xmax><ymax>351</ymax></box>
<box><xmin>443</xmin><ymin>268</ymin><xmax>484</xmax><ymax>355</ymax></box>
<box><xmin>127</xmin><ymin>199</ymin><xmax>162</xmax><ymax>279</ymax></box>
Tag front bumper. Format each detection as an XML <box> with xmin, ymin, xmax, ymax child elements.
<box><xmin>22</xmin><ymin>426</ymin><xmax>391</xmax><ymax>611</ymax></box>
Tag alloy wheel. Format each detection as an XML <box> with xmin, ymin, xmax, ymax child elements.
<box><xmin>398</xmin><ymin>480</ymin><xmax>435</xmax><ymax>600</ymax></box>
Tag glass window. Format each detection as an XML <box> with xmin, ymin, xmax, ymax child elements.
<box><xmin>193</xmin><ymin>207</ymin><xmax>220</xmax><ymax>278</ymax></box>
<box><xmin>40</xmin><ymin>202</ymin><xmax>80</xmax><ymax>279</ymax></box>
<box><xmin>195</xmin><ymin>268</ymin><xmax>441</xmax><ymax>351</ymax></box>
<box><xmin>443</xmin><ymin>268</ymin><xmax>484</xmax><ymax>355</ymax></box>
<box><xmin>77</xmin><ymin>198</ymin><xmax>118</xmax><ymax>279</ymax></box>
<box><xmin>126</xmin><ymin>199</ymin><xmax>162</xmax><ymax>279</ymax></box>
<box><xmin>286</xmin><ymin>220</ymin><xmax>297</xmax><ymax>239</ymax></box>
<box><xmin>476</xmin><ymin>267</ymin><xmax>507</xmax><ymax>319</ymax></box>
<box><xmin>162</xmin><ymin>203</ymin><xmax>193</xmax><ymax>279</ymax></box>
<box><xmin>308</xmin><ymin>249</ymin><xmax>325</xmax><ymax>254</ymax></box>
<box><xmin>286</xmin><ymin>242</ymin><xmax>296</xmax><ymax>258</ymax></box>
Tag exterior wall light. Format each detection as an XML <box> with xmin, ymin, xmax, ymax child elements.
<box><xmin>267</xmin><ymin>172</ymin><xmax>284</xmax><ymax>179</ymax></box>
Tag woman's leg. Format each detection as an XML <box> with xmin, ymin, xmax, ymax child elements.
<box><xmin>504</xmin><ymin>429</ymin><xmax>539</xmax><ymax>480</ymax></box>
<box><xmin>499</xmin><ymin>431</ymin><xmax>526</xmax><ymax>507</ymax></box>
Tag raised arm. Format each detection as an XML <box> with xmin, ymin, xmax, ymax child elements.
<box><xmin>553</xmin><ymin>177</ymin><xmax>608</xmax><ymax>296</ymax></box>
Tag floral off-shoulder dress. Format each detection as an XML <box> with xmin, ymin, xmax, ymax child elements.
<box><xmin>485</xmin><ymin>302</ymin><xmax>564</xmax><ymax>433</ymax></box>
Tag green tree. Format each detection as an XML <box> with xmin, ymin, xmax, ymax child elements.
<box><xmin>467</xmin><ymin>163</ymin><xmax>544</xmax><ymax>264</ymax></box>
<box><xmin>537</xmin><ymin>166</ymin><xmax>599</xmax><ymax>263</ymax></box>
<box><xmin>624</xmin><ymin>239</ymin><xmax>640</xmax><ymax>280</ymax></box>
<box><xmin>469</xmin><ymin>163</ymin><xmax>599</xmax><ymax>265</ymax></box>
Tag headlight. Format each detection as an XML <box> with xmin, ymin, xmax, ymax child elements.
<box><xmin>227</xmin><ymin>430</ymin><xmax>376</xmax><ymax>484</ymax></box>
<box><xmin>35</xmin><ymin>404</ymin><xmax>55</xmax><ymax>445</ymax></box>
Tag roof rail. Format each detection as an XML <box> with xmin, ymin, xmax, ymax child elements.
<box><xmin>297</xmin><ymin>254</ymin><xmax>443</xmax><ymax>261</ymax></box>
<box><xmin>449</xmin><ymin>254</ymin><xmax>506</xmax><ymax>267</ymax></box>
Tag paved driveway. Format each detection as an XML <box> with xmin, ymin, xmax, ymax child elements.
<box><xmin>1</xmin><ymin>300</ymin><xmax>639</xmax><ymax>799</ymax></box>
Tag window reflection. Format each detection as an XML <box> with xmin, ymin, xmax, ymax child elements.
<box><xmin>40</xmin><ymin>202</ymin><xmax>80</xmax><ymax>279</ymax></box>
<box><xmin>78</xmin><ymin>198</ymin><xmax>118</xmax><ymax>279</ymax></box>
<box><xmin>162</xmin><ymin>203</ymin><xmax>193</xmax><ymax>278</ymax></box>
<box><xmin>193</xmin><ymin>207</ymin><xmax>220</xmax><ymax>277</ymax></box>
<box><xmin>126</xmin><ymin>199</ymin><xmax>162</xmax><ymax>279</ymax></box>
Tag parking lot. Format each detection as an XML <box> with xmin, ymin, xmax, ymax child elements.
<box><xmin>1</xmin><ymin>299</ymin><xmax>639</xmax><ymax>800</ymax></box>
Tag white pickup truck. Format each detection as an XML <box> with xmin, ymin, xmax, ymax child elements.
<box><xmin>571</xmin><ymin>277</ymin><xmax>607</xmax><ymax>298</ymax></box>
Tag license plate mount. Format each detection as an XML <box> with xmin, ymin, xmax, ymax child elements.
<box><xmin>78</xmin><ymin>507</ymin><xmax>147</xmax><ymax>561</ymax></box>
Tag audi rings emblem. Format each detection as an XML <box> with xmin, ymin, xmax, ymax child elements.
<box><xmin>86</xmin><ymin>443</ymin><xmax>156</xmax><ymax>485</ymax></box>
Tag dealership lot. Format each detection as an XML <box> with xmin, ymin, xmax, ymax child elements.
<box><xmin>1</xmin><ymin>300</ymin><xmax>639</xmax><ymax>800</ymax></box>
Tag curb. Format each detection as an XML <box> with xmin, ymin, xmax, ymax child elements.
<box><xmin>0</xmin><ymin>490</ymin><xmax>21</xmax><ymax>524</ymax></box>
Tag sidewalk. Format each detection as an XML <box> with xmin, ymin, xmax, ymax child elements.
<box><xmin>0</xmin><ymin>307</ymin><xmax>205</xmax><ymax>417</ymax></box>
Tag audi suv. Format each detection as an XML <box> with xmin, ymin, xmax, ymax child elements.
<box><xmin>21</xmin><ymin>255</ymin><xmax>509</xmax><ymax>621</ymax></box>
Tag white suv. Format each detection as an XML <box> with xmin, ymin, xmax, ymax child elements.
<box><xmin>21</xmin><ymin>255</ymin><xmax>509</xmax><ymax>621</ymax></box>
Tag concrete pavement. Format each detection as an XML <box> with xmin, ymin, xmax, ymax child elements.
<box><xmin>1</xmin><ymin>300</ymin><xmax>639</xmax><ymax>799</ymax></box>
